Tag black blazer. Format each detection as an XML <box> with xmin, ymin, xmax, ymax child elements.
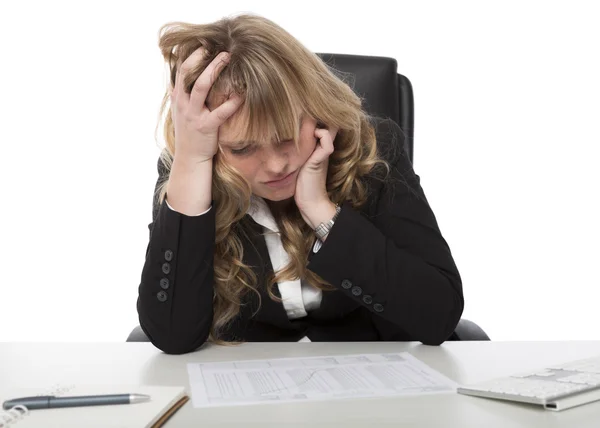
<box><xmin>137</xmin><ymin>118</ymin><xmax>464</xmax><ymax>354</ymax></box>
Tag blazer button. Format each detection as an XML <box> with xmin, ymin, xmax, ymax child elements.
<box><xmin>373</xmin><ymin>303</ymin><xmax>384</xmax><ymax>313</ymax></box>
<box><xmin>362</xmin><ymin>295</ymin><xmax>373</xmax><ymax>304</ymax></box>
<box><xmin>341</xmin><ymin>279</ymin><xmax>353</xmax><ymax>289</ymax></box>
<box><xmin>157</xmin><ymin>291</ymin><xmax>168</xmax><ymax>302</ymax></box>
<box><xmin>351</xmin><ymin>286</ymin><xmax>362</xmax><ymax>296</ymax></box>
<box><xmin>162</xmin><ymin>263</ymin><xmax>171</xmax><ymax>275</ymax></box>
<box><xmin>159</xmin><ymin>278</ymin><xmax>170</xmax><ymax>290</ymax></box>
<box><xmin>164</xmin><ymin>250</ymin><xmax>173</xmax><ymax>261</ymax></box>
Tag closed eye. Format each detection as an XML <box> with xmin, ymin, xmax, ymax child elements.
<box><xmin>229</xmin><ymin>138</ymin><xmax>293</xmax><ymax>156</ymax></box>
<box><xmin>230</xmin><ymin>145</ymin><xmax>255</xmax><ymax>156</ymax></box>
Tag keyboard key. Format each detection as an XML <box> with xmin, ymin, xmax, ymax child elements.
<box><xmin>556</xmin><ymin>373</ymin><xmax>600</xmax><ymax>386</ymax></box>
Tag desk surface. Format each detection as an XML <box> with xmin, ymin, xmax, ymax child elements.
<box><xmin>2</xmin><ymin>341</ymin><xmax>600</xmax><ymax>427</ymax></box>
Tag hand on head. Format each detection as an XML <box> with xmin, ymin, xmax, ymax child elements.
<box><xmin>170</xmin><ymin>48</ymin><xmax>244</xmax><ymax>162</ymax></box>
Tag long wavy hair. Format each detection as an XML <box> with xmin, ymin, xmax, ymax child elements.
<box><xmin>154</xmin><ymin>13</ymin><xmax>390</xmax><ymax>342</ymax></box>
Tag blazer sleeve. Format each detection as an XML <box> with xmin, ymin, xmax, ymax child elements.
<box><xmin>307</xmin><ymin>119</ymin><xmax>464</xmax><ymax>345</ymax></box>
<box><xmin>136</xmin><ymin>157</ymin><xmax>215</xmax><ymax>354</ymax></box>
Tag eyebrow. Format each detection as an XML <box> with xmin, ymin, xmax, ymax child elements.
<box><xmin>219</xmin><ymin>140</ymin><xmax>259</xmax><ymax>148</ymax></box>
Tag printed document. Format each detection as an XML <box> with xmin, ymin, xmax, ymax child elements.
<box><xmin>187</xmin><ymin>352</ymin><xmax>457</xmax><ymax>407</ymax></box>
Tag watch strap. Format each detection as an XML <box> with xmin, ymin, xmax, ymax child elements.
<box><xmin>314</xmin><ymin>204</ymin><xmax>341</xmax><ymax>240</ymax></box>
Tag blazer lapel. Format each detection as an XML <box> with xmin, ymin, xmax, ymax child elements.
<box><xmin>239</xmin><ymin>217</ymin><xmax>293</xmax><ymax>329</ymax></box>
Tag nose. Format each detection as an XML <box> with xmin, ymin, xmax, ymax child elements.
<box><xmin>263</xmin><ymin>147</ymin><xmax>289</xmax><ymax>177</ymax></box>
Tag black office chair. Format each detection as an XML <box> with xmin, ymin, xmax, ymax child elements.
<box><xmin>127</xmin><ymin>53</ymin><xmax>490</xmax><ymax>343</ymax></box>
<box><xmin>315</xmin><ymin>53</ymin><xmax>489</xmax><ymax>341</ymax></box>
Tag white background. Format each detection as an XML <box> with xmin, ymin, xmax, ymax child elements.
<box><xmin>1</xmin><ymin>0</ymin><xmax>598</xmax><ymax>343</ymax></box>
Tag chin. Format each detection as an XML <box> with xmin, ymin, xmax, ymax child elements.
<box><xmin>264</xmin><ymin>191</ymin><xmax>295</xmax><ymax>202</ymax></box>
<box><xmin>257</xmin><ymin>187</ymin><xmax>295</xmax><ymax>202</ymax></box>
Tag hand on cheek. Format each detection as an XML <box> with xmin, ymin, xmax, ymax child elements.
<box><xmin>294</xmin><ymin>125</ymin><xmax>339</xmax><ymax>229</ymax></box>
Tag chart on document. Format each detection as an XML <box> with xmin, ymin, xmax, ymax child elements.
<box><xmin>187</xmin><ymin>352</ymin><xmax>457</xmax><ymax>407</ymax></box>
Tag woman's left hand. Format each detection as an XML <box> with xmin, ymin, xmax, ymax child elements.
<box><xmin>295</xmin><ymin>126</ymin><xmax>339</xmax><ymax>229</ymax></box>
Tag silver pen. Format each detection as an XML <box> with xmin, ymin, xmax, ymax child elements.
<box><xmin>2</xmin><ymin>393</ymin><xmax>150</xmax><ymax>410</ymax></box>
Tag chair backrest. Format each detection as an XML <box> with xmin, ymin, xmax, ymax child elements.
<box><xmin>317</xmin><ymin>53</ymin><xmax>415</xmax><ymax>163</ymax></box>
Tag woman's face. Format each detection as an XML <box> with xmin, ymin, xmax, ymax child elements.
<box><xmin>218</xmin><ymin>115</ymin><xmax>318</xmax><ymax>202</ymax></box>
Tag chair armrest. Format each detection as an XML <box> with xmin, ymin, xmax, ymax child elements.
<box><xmin>452</xmin><ymin>319</ymin><xmax>490</xmax><ymax>341</ymax></box>
<box><xmin>126</xmin><ymin>325</ymin><xmax>150</xmax><ymax>342</ymax></box>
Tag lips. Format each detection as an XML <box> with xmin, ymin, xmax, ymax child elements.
<box><xmin>263</xmin><ymin>170</ymin><xmax>298</xmax><ymax>188</ymax></box>
<box><xmin>265</xmin><ymin>170</ymin><xmax>295</xmax><ymax>184</ymax></box>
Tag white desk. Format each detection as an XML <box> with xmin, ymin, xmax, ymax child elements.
<box><xmin>2</xmin><ymin>341</ymin><xmax>600</xmax><ymax>427</ymax></box>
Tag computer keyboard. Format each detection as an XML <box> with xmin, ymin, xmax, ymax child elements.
<box><xmin>457</xmin><ymin>354</ymin><xmax>600</xmax><ymax>411</ymax></box>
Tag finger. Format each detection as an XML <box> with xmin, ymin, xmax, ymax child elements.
<box><xmin>174</xmin><ymin>47</ymin><xmax>206</xmax><ymax>101</ymax></box>
<box><xmin>203</xmin><ymin>94</ymin><xmax>245</xmax><ymax>129</ymax></box>
<box><xmin>305</xmin><ymin>132</ymin><xmax>332</xmax><ymax>167</ymax></box>
<box><xmin>316</xmin><ymin>126</ymin><xmax>339</xmax><ymax>145</ymax></box>
<box><xmin>314</xmin><ymin>128</ymin><xmax>335</xmax><ymax>155</ymax></box>
<box><xmin>189</xmin><ymin>52</ymin><xmax>231</xmax><ymax>110</ymax></box>
<box><xmin>305</xmin><ymin>145</ymin><xmax>331</xmax><ymax>168</ymax></box>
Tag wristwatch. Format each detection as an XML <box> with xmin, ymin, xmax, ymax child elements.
<box><xmin>314</xmin><ymin>204</ymin><xmax>341</xmax><ymax>240</ymax></box>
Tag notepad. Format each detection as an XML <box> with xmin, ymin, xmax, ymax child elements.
<box><xmin>0</xmin><ymin>384</ymin><xmax>189</xmax><ymax>428</ymax></box>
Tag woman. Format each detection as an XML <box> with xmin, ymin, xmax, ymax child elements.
<box><xmin>137</xmin><ymin>14</ymin><xmax>464</xmax><ymax>354</ymax></box>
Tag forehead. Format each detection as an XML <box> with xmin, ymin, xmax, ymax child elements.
<box><xmin>218</xmin><ymin>114</ymin><xmax>255</xmax><ymax>146</ymax></box>
<box><xmin>217</xmin><ymin>104</ymin><xmax>301</xmax><ymax>147</ymax></box>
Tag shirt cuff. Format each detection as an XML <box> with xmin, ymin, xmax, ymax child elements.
<box><xmin>165</xmin><ymin>199</ymin><xmax>212</xmax><ymax>216</ymax></box>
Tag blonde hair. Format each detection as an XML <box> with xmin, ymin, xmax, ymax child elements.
<box><xmin>155</xmin><ymin>13</ymin><xmax>389</xmax><ymax>342</ymax></box>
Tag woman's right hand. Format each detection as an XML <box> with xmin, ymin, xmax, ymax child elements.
<box><xmin>171</xmin><ymin>48</ymin><xmax>243</xmax><ymax>162</ymax></box>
